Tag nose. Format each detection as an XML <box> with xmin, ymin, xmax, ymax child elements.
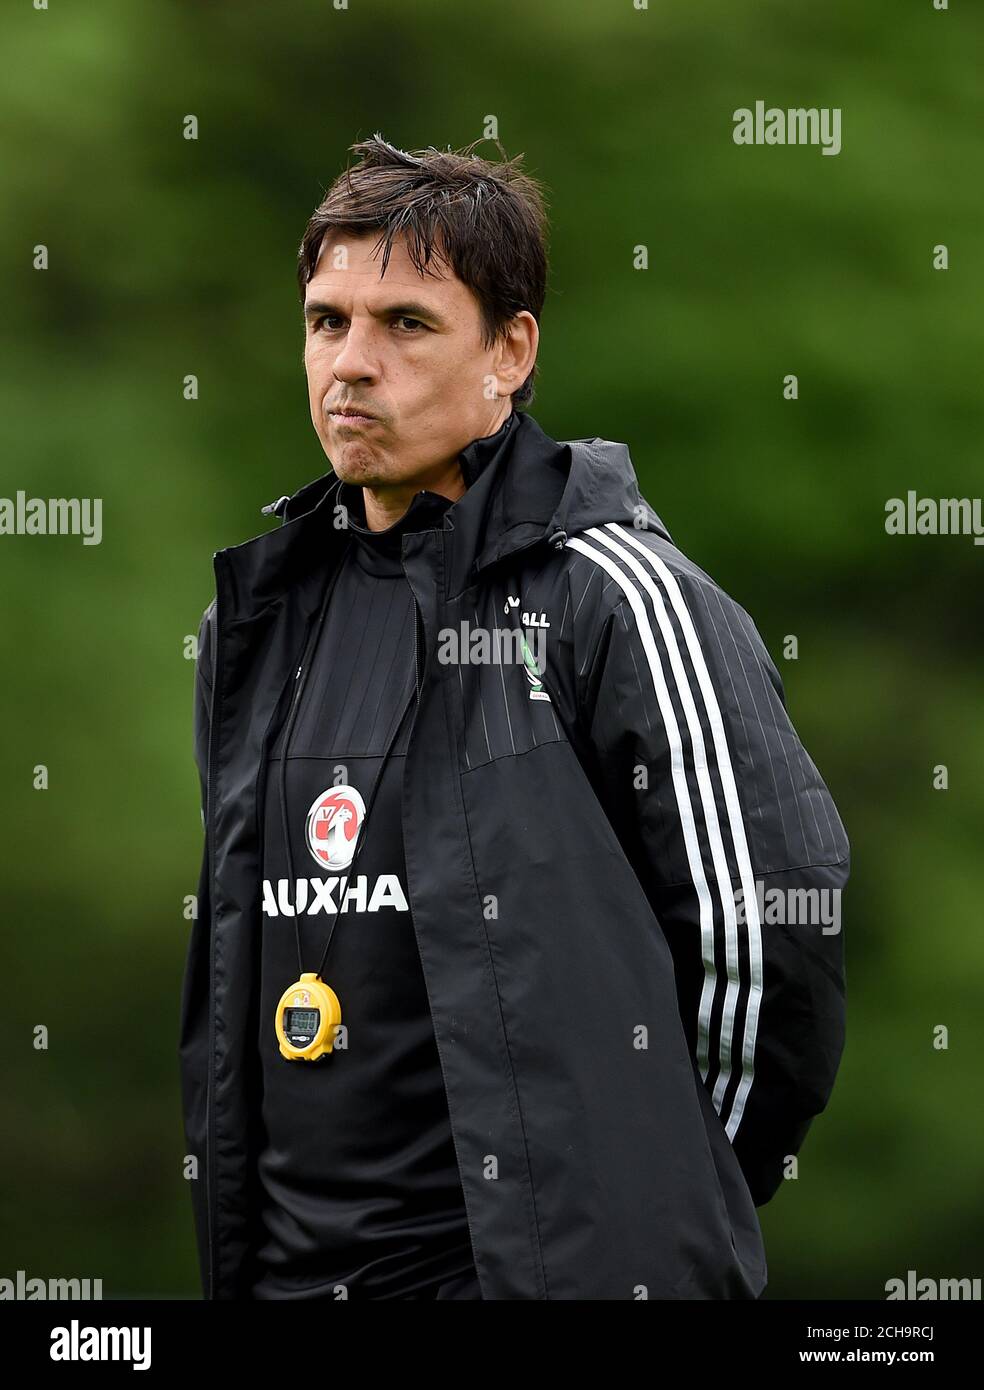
<box><xmin>331</xmin><ymin>320</ymin><xmax>378</xmax><ymax>387</ymax></box>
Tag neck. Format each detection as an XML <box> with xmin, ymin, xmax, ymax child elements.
<box><xmin>362</xmin><ymin>459</ymin><xmax>467</xmax><ymax>532</ymax></box>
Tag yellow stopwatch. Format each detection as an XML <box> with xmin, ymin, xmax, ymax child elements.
<box><xmin>275</xmin><ymin>973</ymin><xmax>342</xmax><ymax>1061</ymax></box>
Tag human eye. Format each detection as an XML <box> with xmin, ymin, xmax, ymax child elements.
<box><xmin>394</xmin><ymin>316</ymin><xmax>426</xmax><ymax>332</ymax></box>
<box><xmin>313</xmin><ymin>314</ymin><xmax>344</xmax><ymax>333</ymax></box>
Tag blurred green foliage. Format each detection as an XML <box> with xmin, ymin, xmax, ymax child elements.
<box><xmin>1</xmin><ymin>0</ymin><xmax>981</xmax><ymax>1298</ymax></box>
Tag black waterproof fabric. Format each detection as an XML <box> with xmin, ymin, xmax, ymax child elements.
<box><xmin>180</xmin><ymin>408</ymin><xmax>850</xmax><ymax>1299</ymax></box>
<box><xmin>249</xmin><ymin>489</ymin><xmax>476</xmax><ymax>1299</ymax></box>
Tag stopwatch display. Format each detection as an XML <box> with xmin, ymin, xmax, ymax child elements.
<box><xmin>275</xmin><ymin>974</ymin><xmax>342</xmax><ymax>1062</ymax></box>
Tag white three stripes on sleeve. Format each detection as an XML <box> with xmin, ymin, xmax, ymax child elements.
<box><xmin>567</xmin><ymin>522</ymin><xmax>763</xmax><ymax>1142</ymax></box>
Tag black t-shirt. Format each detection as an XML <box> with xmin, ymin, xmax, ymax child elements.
<box><xmin>249</xmin><ymin>485</ymin><xmax>476</xmax><ymax>1300</ymax></box>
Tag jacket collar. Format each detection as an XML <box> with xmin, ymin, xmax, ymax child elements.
<box><xmin>438</xmin><ymin>409</ymin><xmax>573</xmax><ymax>596</ymax></box>
<box><xmin>218</xmin><ymin>409</ymin><xmax>669</xmax><ymax>618</ymax></box>
<box><xmin>263</xmin><ymin>407</ymin><xmax>519</xmax><ymax>528</ymax></box>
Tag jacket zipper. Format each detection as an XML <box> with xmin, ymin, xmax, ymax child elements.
<box><xmin>205</xmin><ymin>571</ymin><xmax>327</xmax><ymax>1298</ymax></box>
<box><xmin>208</xmin><ymin>540</ymin><xmax>356</xmax><ymax>1296</ymax></box>
<box><xmin>204</xmin><ymin>554</ymin><xmax>229</xmax><ymax>1300</ymax></box>
<box><xmin>406</xmin><ymin>587</ymin><xmax>484</xmax><ymax>1287</ymax></box>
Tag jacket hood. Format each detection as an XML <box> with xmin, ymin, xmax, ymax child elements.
<box><xmin>550</xmin><ymin>432</ymin><xmax>672</xmax><ymax>544</ymax></box>
<box><xmin>255</xmin><ymin>409</ymin><xmax>672</xmax><ymax>602</ymax></box>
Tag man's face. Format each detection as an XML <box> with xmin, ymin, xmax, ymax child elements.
<box><xmin>302</xmin><ymin>230</ymin><xmax>534</xmax><ymax>490</ymax></box>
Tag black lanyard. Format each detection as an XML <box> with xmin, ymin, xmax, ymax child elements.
<box><xmin>276</xmin><ymin>556</ymin><xmax>416</xmax><ymax>980</ymax></box>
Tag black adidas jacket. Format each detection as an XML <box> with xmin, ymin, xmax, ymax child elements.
<box><xmin>180</xmin><ymin>408</ymin><xmax>850</xmax><ymax>1300</ymax></box>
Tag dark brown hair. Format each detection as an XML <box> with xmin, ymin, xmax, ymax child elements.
<box><xmin>296</xmin><ymin>133</ymin><xmax>550</xmax><ymax>406</ymax></box>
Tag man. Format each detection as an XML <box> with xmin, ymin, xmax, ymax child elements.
<box><xmin>180</xmin><ymin>134</ymin><xmax>850</xmax><ymax>1301</ymax></box>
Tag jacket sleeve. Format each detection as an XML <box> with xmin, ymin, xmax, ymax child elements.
<box><xmin>178</xmin><ymin>598</ymin><xmax>217</xmax><ymax>1296</ymax></box>
<box><xmin>570</xmin><ymin>532</ymin><xmax>850</xmax><ymax>1206</ymax></box>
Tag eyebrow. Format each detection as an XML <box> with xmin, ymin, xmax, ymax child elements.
<box><xmin>303</xmin><ymin>298</ymin><xmax>449</xmax><ymax>329</ymax></box>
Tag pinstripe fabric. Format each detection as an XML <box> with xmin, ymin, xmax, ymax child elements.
<box><xmin>453</xmin><ymin>575</ymin><xmax>566</xmax><ymax>769</ymax></box>
<box><xmin>569</xmin><ymin>528</ymin><xmax>754</xmax><ymax>1134</ymax></box>
<box><xmin>565</xmin><ymin>521</ymin><xmax>847</xmax><ymax>1144</ymax></box>
<box><xmin>268</xmin><ymin>558</ymin><xmax>417</xmax><ymax>762</ymax></box>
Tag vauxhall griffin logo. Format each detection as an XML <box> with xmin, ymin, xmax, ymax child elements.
<box><xmin>305</xmin><ymin>785</ymin><xmax>366</xmax><ymax>871</ymax></box>
<box><xmin>263</xmin><ymin>781</ymin><xmax>409</xmax><ymax>917</ymax></box>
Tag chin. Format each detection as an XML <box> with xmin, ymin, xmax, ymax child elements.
<box><xmin>328</xmin><ymin>442</ymin><xmax>385</xmax><ymax>484</ymax></box>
